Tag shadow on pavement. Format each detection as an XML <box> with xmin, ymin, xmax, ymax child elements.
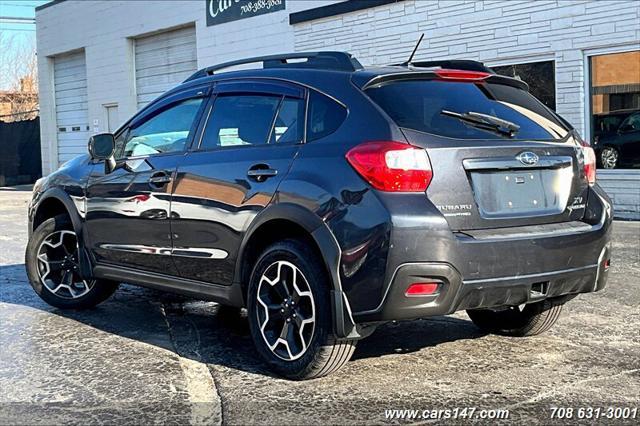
<box><xmin>0</xmin><ymin>184</ymin><xmax>33</xmax><ymax>192</ymax></box>
<box><xmin>0</xmin><ymin>263</ymin><xmax>485</xmax><ymax>376</ymax></box>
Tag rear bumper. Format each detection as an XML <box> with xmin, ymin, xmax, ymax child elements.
<box><xmin>359</xmin><ymin>255</ymin><xmax>609</xmax><ymax>322</ymax></box>
<box><xmin>353</xmin><ymin>185</ymin><xmax>613</xmax><ymax>323</ymax></box>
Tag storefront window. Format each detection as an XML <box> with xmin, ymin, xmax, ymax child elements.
<box><xmin>589</xmin><ymin>50</ymin><xmax>640</xmax><ymax>169</ymax></box>
<box><xmin>493</xmin><ymin>61</ymin><xmax>556</xmax><ymax>110</ymax></box>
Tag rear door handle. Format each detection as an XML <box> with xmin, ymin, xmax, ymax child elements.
<box><xmin>247</xmin><ymin>165</ymin><xmax>278</xmax><ymax>182</ymax></box>
<box><xmin>148</xmin><ymin>171</ymin><xmax>172</xmax><ymax>188</ymax></box>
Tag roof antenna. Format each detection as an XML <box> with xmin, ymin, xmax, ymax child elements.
<box><xmin>401</xmin><ymin>33</ymin><xmax>424</xmax><ymax>66</ymax></box>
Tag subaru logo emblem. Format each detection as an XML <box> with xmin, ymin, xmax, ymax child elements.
<box><xmin>516</xmin><ymin>151</ymin><xmax>539</xmax><ymax>166</ymax></box>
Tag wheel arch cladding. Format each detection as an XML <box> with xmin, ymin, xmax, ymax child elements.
<box><xmin>33</xmin><ymin>190</ymin><xmax>81</xmax><ymax>234</ymax></box>
<box><xmin>237</xmin><ymin>203</ymin><xmax>338</xmax><ymax>293</ymax></box>
<box><xmin>237</xmin><ymin>203</ymin><xmax>358</xmax><ymax>338</ymax></box>
<box><xmin>32</xmin><ymin>190</ymin><xmax>93</xmax><ymax>279</ymax></box>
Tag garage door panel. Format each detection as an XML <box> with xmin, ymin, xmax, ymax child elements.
<box><xmin>135</xmin><ymin>38</ymin><xmax>196</xmax><ymax>55</ymax></box>
<box><xmin>54</xmin><ymin>75</ymin><xmax>87</xmax><ymax>87</ymax></box>
<box><xmin>55</xmin><ymin>120</ymin><xmax>88</xmax><ymax>130</ymax></box>
<box><xmin>54</xmin><ymin>64</ymin><xmax>88</xmax><ymax>77</ymax></box>
<box><xmin>55</xmin><ymin>102</ymin><xmax>88</xmax><ymax>115</ymax></box>
<box><xmin>58</xmin><ymin>144</ymin><xmax>87</xmax><ymax>152</ymax></box>
<box><xmin>135</xmin><ymin>79</ymin><xmax>192</xmax><ymax>100</ymax></box>
<box><xmin>135</xmin><ymin>27</ymin><xmax>195</xmax><ymax>49</ymax></box>
<box><xmin>135</xmin><ymin>51</ymin><xmax>197</xmax><ymax>71</ymax></box>
<box><xmin>135</xmin><ymin>37</ymin><xmax>196</xmax><ymax>56</ymax></box>
<box><xmin>135</xmin><ymin>61</ymin><xmax>197</xmax><ymax>80</ymax></box>
<box><xmin>56</xmin><ymin>111</ymin><xmax>89</xmax><ymax>124</ymax></box>
<box><xmin>58</xmin><ymin>141</ymin><xmax>90</xmax><ymax>151</ymax></box>
<box><xmin>135</xmin><ymin>29</ymin><xmax>195</xmax><ymax>45</ymax></box>
<box><xmin>55</xmin><ymin>101</ymin><xmax>89</xmax><ymax>113</ymax></box>
<box><xmin>52</xmin><ymin>56</ymin><xmax>87</xmax><ymax>72</ymax></box>
<box><xmin>54</xmin><ymin>91</ymin><xmax>87</xmax><ymax>103</ymax></box>
<box><xmin>58</xmin><ymin>133</ymin><xmax>89</xmax><ymax>143</ymax></box>
<box><xmin>55</xmin><ymin>126</ymin><xmax>88</xmax><ymax>136</ymax></box>
<box><xmin>53</xmin><ymin>83</ymin><xmax>87</xmax><ymax>94</ymax></box>
<box><xmin>53</xmin><ymin>86</ymin><xmax>88</xmax><ymax>100</ymax></box>
<box><xmin>58</xmin><ymin>152</ymin><xmax>86</xmax><ymax>163</ymax></box>
<box><xmin>56</xmin><ymin>133</ymin><xmax>88</xmax><ymax>141</ymax></box>
<box><xmin>56</xmin><ymin>121</ymin><xmax>88</xmax><ymax>130</ymax></box>
<box><xmin>135</xmin><ymin>34</ymin><xmax>195</xmax><ymax>51</ymax></box>
<box><xmin>136</xmin><ymin>72</ymin><xmax>194</xmax><ymax>89</ymax></box>
<box><xmin>53</xmin><ymin>72</ymin><xmax>86</xmax><ymax>86</ymax></box>
<box><xmin>135</xmin><ymin>26</ymin><xmax>196</xmax><ymax>109</ymax></box>
<box><xmin>135</xmin><ymin>56</ymin><xmax>196</xmax><ymax>72</ymax></box>
<box><xmin>55</xmin><ymin>108</ymin><xmax>88</xmax><ymax>121</ymax></box>
<box><xmin>136</xmin><ymin>95</ymin><xmax>157</xmax><ymax>107</ymax></box>
<box><xmin>54</xmin><ymin>51</ymin><xmax>89</xmax><ymax>166</ymax></box>
<box><xmin>136</xmin><ymin>91</ymin><xmax>171</xmax><ymax>106</ymax></box>
<box><xmin>54</xmin><ymin>71</ymin><xmax>88</xmax><ymax>84</ymax></box>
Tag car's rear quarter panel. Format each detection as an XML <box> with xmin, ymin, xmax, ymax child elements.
<box><xmin>274</xmin><ymin>73</ymin><xmax>404</xmax><ymax>314</ymax></box>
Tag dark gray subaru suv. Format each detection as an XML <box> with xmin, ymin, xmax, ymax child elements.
<box><xmin>26</xmin><ymin>52</ymin><xmax>612</xmax><ymax>379</ymax></box>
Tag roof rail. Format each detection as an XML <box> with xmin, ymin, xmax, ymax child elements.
<box><xmin>392</xmin><ymin>59</ymin><xmax>494</xmax><ymax>74</ymax></box>
<box><xmin>185</xmin><ymin>51</ymin><xmax>363</xmax><ymax>82</ymax></box>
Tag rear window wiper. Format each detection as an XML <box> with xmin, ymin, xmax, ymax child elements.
<box><xmin>441</xmin><ymin>109</ymin><xmax>520</xmax><ymax>137</ymax></box>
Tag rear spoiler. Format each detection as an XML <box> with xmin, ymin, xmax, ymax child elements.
<box><xmin>359</xmin><ymin>70</ymin><xmax>529</xmax><ymax>91</ymax></box>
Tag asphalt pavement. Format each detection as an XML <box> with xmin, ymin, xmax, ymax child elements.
<box><xmin>1</xmin><ymin>187</ymin><xmax>638</xmax><ymax>425</ymax></box>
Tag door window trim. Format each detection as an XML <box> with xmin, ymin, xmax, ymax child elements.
<box><xmin>113</xmin><ymin>84</ymin><xmax>211</xmax><ymax>161</ymax></box>
<box><xmin>192</xmin><ymin>80</ymin><xmax>309</xmax><ymax>153</ymax></box>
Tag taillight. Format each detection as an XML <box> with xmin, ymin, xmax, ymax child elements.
<box><xmin>434</xmin><ymin>69</ymin><xmax>490</xmax><ymax>82</ymax></box>
<box><xmin>582</xmin><ymin>145</ymin><xmax>596</xmax><ymax>186</ymax></box>
<box><xmin>345</xmin><ymin>141</ymin><xmax>432</xmax><ymax>192</ymax></box>
<box><xmin>128</xmin><ymin>194</ymin><xmax>150</xmax><ymax>203</ymax></box>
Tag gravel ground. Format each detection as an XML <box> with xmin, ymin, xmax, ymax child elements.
<box><xmin>1</xmin><ymin>187</ymin><xmax>638</xmax><ymax>425</ymax></box>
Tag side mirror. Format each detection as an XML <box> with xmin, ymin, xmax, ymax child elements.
<box><xmin>88</xmin><ymin>133</ymin><xmax>116</xmax><ymax>173</ymax></box>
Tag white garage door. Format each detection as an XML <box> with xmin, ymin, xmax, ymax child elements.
<box><xmin>135</xmin><ymin>26</ymin><xmax>197</xmax><ymax>109</ymax></box>
<box><xmin>54</xmin><ymin>51</ymin><xmax>89</xmax><ymax>165</ymax></box>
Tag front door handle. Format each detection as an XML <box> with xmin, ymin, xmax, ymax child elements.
<box><xmin>148</xmin><ymin>171</ymin><xmax>172</xmax><ymax>188</ymax></box>
<box><xmin>247</xmin><ymin>165</ymin><xmax>278</xmax><ymax>182</ymax></box>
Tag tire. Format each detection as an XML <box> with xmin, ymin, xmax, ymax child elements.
<box><xmin>247</xmin><ymin>239</ymin><xmax>356</xmax><ymax>380</ymax></box>
<box><xmin>466</xmin><ymin>299</ymin><xmax>564</xmax><ymax>337</ymax></box>
<box><xmin>600</xmin><ymin>146</ymin><xmax>619</xmax><ymax>169</ymax></box>
<box><xmin>25</xmin><ymin>214</ymin><xmax>119</xmax><ymax>309</ymax></box>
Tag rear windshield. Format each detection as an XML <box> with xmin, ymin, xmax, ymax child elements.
<box><xmin>366</xmin><ymin>80</ymin><xmax>571</xmax><ymax>140</ymax></box>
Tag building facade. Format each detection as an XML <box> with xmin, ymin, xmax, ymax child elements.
<box><xmin>0</xmin><ymin>77</ymin><xmax>38</xmax><ymax>123</ymax></box>
<box><xmin>36</xmin><ymin>0</ymin><xmax>640</xmax><ymax>214</ymax></box>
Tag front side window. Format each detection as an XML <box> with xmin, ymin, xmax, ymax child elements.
<box><xmin>118</xmin><ymin>97</ymin><xmax>204</xmax><ymax>158</ymax></box>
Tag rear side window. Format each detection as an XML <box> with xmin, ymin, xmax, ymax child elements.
<box><xmin>307</xmin><ymin>91</ymin><xmax>347</xmax><ymax>141</ymax></box>
<box><xmin>201</xmin><ymin>95</ymin><xmax>280</xmax><ymax>149</ymax></box>
<box><xmin>271</xmin><ymin>97</ymin><xmax>305</xmax><ymax>144</ymax></box>
<box><xmin>366</xmin><ymin>80</ymin><xmax>571</xmax><ymax>140</ymax></box>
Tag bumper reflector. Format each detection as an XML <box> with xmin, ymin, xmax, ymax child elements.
<box><xmin>405</xmin><ymin>282</ymin><xmax>440</xmax><ymax>297</ymax></box>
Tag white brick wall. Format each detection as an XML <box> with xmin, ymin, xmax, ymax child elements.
<box><xmin>597</xmin><ymin>171</ymin><xmax>640</xmax><ymax>219</ymax></box>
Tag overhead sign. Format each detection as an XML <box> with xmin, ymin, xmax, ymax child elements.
<box><xmin>206</xmin><ymin>0</ymin><xmax>286</xmax><ymax>26</ymax></box>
